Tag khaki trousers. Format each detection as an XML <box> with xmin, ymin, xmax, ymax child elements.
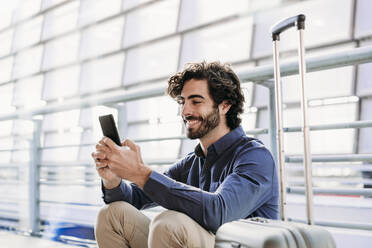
<box><xmin>95</xmin><ymin>201</ymin><xmax>215</xmax><ymax>248</ymax></box>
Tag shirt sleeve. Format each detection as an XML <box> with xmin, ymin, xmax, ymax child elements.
<box><xmin>142</xmin><ymin>147</ymin><xmax>276</xmax><ymax>233</ymax></box>
<box><xmin>101</xmin><ymin>159</ymin><xmax>187</xmax><ymax>209</ymax></box>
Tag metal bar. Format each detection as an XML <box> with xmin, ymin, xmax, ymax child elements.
<box><xmin>298</xmin><ymin>28</ymin><xmax>314</xmax><ymax>225</ymax></box>
<box><xmin>284</xmin><ymin>120</ymin><xmax>372</xmax><ymax>132</ymax></box>
<box><xmin>39</xmin><ymin>200</ymin><xmax>102</xmax><ymax>207</ymax></box>
<box><xmin>287</xmin><ymin>187</ymin><xmax>372</xmax><ymax>197</ymax></box>
<box><xmin>29</xmin><ymin>119</ymin><xmax>41</xmax><ymax>234</ymax></box>
<box><xmin>39</xmin><ymin>181</ymin><xmax>100</xmax><ymax>186</ymax></box>
<box><xmin>288</xmin><ymin>218</ymin><xmax>372</xmax><ymax>231</ymax></box>
<box><xmin>286</xmin><ymin>154</ymin><xmax>372</xmax><ymax>163</ymax></box>
<box><xmin>238</xmin><ymin>45</ymin><xmax>372</xmax><ymax>85</ymax></box>
<box><xmin>268</xmin><ymin>85</ymin><xmax>278</xmax><ymax>165</ymax></box>
<box><xmin>1</xmin><ymin>46</ymin><xmax>372</xmax><ymax>122</ymax></box>
<box><xmin>287</xmin><ymin>164</ymin><xmax>372</xmax><ymax>172</ymax></box>
<box><xmin>272</xmin><ymin>39</ymin><xmax>287</xmax><ymax>221</ymax></box>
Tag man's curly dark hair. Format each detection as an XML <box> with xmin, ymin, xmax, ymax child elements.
<box><xmin>167</xmin><ymin>61</ymin><xmax>245</xmax><ymax>130</ymax></box>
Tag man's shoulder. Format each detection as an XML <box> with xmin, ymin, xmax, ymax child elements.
<box><xmin>234</xmin><ymin>136</ymin><xmax>274</xmax><ymax>163</ymax></box>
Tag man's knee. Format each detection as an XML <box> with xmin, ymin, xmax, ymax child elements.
<box><xmin>95</xmin><ymin>201</ymin><xmax>133</xmax><ymax>235</ymax></box>
<box><xmin>149</xmin><ymin>210</ymin><xmax>189</xmax><ymax>243</ymax></box>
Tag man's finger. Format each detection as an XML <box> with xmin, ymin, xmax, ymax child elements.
<box><xmin>102</xmin><ymin>136</ymin><xmax>119</xmax><ymax>150</ymax></box>
<box><xmin>122</xmin><ymin>139</ymin><xmax>138</xmax><ymax>152</ymax></box>
<box><xmin>92</xmin><ymin>151</ymin><xmax>106</xmax><ymax>160</ymax></box>
<box><xmin>95</xmin><ymin>160</ymin><xmax>108</xmax><ymax>168</ymax></box>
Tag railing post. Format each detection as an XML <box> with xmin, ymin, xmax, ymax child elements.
<box><xmin>29</xmin><ymin>119</ymin><xmax>41</xmax><ymax>235</ymax></box>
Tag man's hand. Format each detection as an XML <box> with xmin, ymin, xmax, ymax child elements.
<box><xmin>92</xmin><ymin>142</ymin><xmax>121</xmax><ymax>189</ymax></box>
<box><xmin>96</xmin><ymin>137</ymin><xmax>152</xmax><ymax>189</ymax></box>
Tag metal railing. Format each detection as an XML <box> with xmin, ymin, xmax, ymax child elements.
<box><xmin>1</xmin><ymin>45</ymin><xmax>372</xmax><ymax>234</ymax></box>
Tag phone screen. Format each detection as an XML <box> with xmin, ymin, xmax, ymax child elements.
<box><xmin>99</xmin><ymin>114</ymin><xmax>122</xmax><ymax>146</ymax></box>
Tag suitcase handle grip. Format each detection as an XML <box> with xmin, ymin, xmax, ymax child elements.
<box><xmin>271</xmin><ymin>14</ymin><xmax>305</xmax><ymax>41</ymax></box>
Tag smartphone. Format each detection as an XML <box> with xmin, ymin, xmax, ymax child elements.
<box><xmin>99</xmin><ymin>114</ymin><xmax>122</xmax><ymax>146</ymax></box>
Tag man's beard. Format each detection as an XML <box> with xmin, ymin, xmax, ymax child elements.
<box><xmin>184</xmin><ymin>107</ymin><xmax>220</xmax><ymax>139</ymax></box>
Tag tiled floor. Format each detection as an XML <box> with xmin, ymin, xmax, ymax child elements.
<box><xmin>0</xmin><ymin>231</ymin><xmax>83</xmax><ymax>248</ymax></box>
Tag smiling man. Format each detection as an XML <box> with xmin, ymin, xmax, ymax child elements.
<box><xmin>92</xmin><ymin>62</ymin><xmax>279</xmax><ymax>248</ymax></box>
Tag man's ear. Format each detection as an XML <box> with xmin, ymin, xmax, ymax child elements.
<box><xmin>219</xmin><ymin>100</ymin><xmax>232</xmax><ymax>115</ymax></box>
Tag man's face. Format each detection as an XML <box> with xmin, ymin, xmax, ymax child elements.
<box><xmin>177</xmin><ymin>79</ymin><xmax>220</xmax><ymax>139</ymax></box>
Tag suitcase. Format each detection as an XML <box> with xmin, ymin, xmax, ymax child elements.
<box><xmin>215</xmin><ymin>14</ymin><xmax>336</xmax><ymax>248</ymax></box>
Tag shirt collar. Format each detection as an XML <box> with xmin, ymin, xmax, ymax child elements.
<box><xmin>194</xmin><ymin>126</ymin><xmax>245</xmax><ymax>158</ymax></box>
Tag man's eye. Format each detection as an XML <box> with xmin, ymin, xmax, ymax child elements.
<box><xmin>192</xmin><ymin>101</ymin><xmax>201</xmax><ymax>105</ymax></box>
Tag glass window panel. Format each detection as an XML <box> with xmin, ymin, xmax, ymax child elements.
<box><xmin>180</xmin><ymin>17</ymin><xmax>253</xmax><ymax>65</ymax></box>
<box><xmin>253</xmin><ymin>84</ymin><xmax>269</xmax><ymax>107</ymax></box>
<box><xmin>355</xmin><ymin>0</ymin><xmax>372</xmax><ymax>38</ymax></box>
<box><xmin>0</xmin><ymin>4</ymin><xmax>14</xmax><ymax>29</ymax></box>
<box><xmin>80</xmin><ymin>53</ymin><xmax>124</xmax><ymax>94</ymax></box>
<box><xmin>123</xmin><ymin>0</ymin><xmax>179</xmax><ymax>47</ymax></box>
<box><xmin>358</xmin><ymin>63</ymin><xmax>372</xmax><ymax>96</ymax></box>
<box><xmin>0</xmin><ymin>138</ymin><xmax>13</xmax><ymax>150</ymax></box>
<box><xmin>12</xmin><ymin>16</ymin><xmax>43</xmax><ymax>52</ymax></box>
<box><xmin>79</xmin><ymin>106</ymin><xmax>118</xmax><ymax>142</ymax></box>
<box><xmin>283</xmin><ymin>103</ymin><xmax>357</xmax><ymax>154</ymax></box>
<box><xmin>80</xmin><ymin>17</ymin><xmax>124</xmax><ymax>59</ymax></box>
<box><xmin>126</xmin><ymin>96</ymin><xmax>179</xmax><ymax>122</ymax></box>
<box><xmin>178</xmin><ymin>0</ymin><xmax>250</xmax><ymax>31</ymax></box>
<box><xmin>0</xmin><ymin>84</ymin><xmax>15</xmax><ymax>114</ymax></box>
<box><xmin>43</xmin><ymin>33</ymin><xmax>79</xmax><ymax>70</ymax></box>
<box><xmin>78</xmin><ymin>144</ymin><xmax>96</xmax><ymax>161</ymax></box>
<box><xmin>11</xmin><ymin>150</ymin><xmax>30</xmax><ymax>163</ymax></box>
<box><xmin>42</xmin><ymin>0</ymin><xmax>68</xmax><ymax>10</ymax></box>
<box><xmin>282</xmin><ymin>66</ymin><xmax>354</xmax><ymax>103</ymax></box>
<box><xmin>12</xmin><ymin>0</ymin><xmax>41</xmax><ymax>23</ymax></box>
<box><xmin>42</xmin><ymin>65</ymin><xmax>80</xmax><ymax>101</ymax></box>
<box><xmin>78</xmin><ymin>0</ymin><xmax>121</xmax><ymax>27</ymax></box>
<box><xmin>0</xmin><ymin>151</ymin><xmax>11</xmax><ymax>163</ymax></box>
<box><xmin>122</xmin><ymin>0</ymin><xmax>152</xmax><ymax>10</ymax></box>
<box><xmin>13</xmin><ymin>46</ymin><xmax>43</xmax><ymax>79</ymax></box>
<box><xmin>42</xmin><ymin>110</ymin><xmax>80</xmax><ymax>132</ymax></box>
<box><xmin>12</xmin><ymin>75</ymin><xmax>44</xmax><ymax>108</ymax></box>
<box><xmin>0</xmin><ymin>56</ymin><xmax>14</xmax><ymax>83</ymax></box>
<box><xmin>0</xmin><ymin>29</ymin><xmax>14</xmax><ymax>57</ymax></box>
<box><xmin>359</xmin><ymin>98</ymin><xmax>372</xmax><ymax>154</ymax></box>
<box><xmin>241</xmin><ymin>112</ymin><xmax>257</xmax><ymax>131</ymax></box>
<box><xmin>44</xmin><ymin>131</ymin><xmax>81</xmax><ymax>147</ymax></box>
<box><xmin>0</xmin><ymin>120</ymin><xmax>13</xmax><ymax>137</ymax></box>
<box><xmin>253</xmin><ymin>0</ymin><xmax>353</xmax><ymax>58</ymax></box>
<box><xmin>123</xmin><ymin>37</ymin><xmax>180</xmax><ymax>84</ymax></box>
<box><xmin>40</xmin><ymin>186</ymin><xmax>101</xmax><ymax>205</ymax></box>
<box><xmin>139</xmin><ymin>140</ymin><xmax>180</xmax><ymax>160</ymax></box>
<box><xmin>42</xmin><ymin>1</ymin><xmax>79</xmax><ymax>40</ymax></box>
<box><xmin>41</xmin><ymin>147</ymin><xmax>79</xmax><ymax>162</ymax></box>
<box><xmin>12</xmin><ymin>119</ymin><xmax>34</xmax><ymax>135</ymax></box>
<box><xmin>127</xmin><ymin>122</ymin><xmax>182</xmax><ymax>140</ymax></box>
<box><xmin>180</xmin><ymin>139</ymin><xmax>198</xmax><ymax>157</ymax></box>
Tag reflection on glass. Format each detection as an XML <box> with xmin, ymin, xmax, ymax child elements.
<box><xmin>80</xmin><ymin>17</ymin><xmax>124</xmax><ymax>59</ymax></box>
<box><xmin>123</xmin><ymin>0</ymin><xmax>179</xmax><ymax>47</ymax></box>
<box><xmin>80</xmin><ymin>53</ymin><xmax>124</xmax><ymax>94</ymax></box>
<box><xmin>124</xmin><ymin>37</ymin><xmax>180</xmax><ymax>84</ymax></box>
<box><xmin>42</xmin><ymin>33</ymin><xmax>79</xmax><ymax>70</ymax></box>
<box><xmin>12</xmin><ymin>16</ymin><xmax>43</xmax><ymax>52</ymax></box>
<box><xmin>79</xmin><ymin>0</ymin><xmax>121</xmax><ymax>27</ymax></box>
<box><xmin>42</xmin><ymin>1</ymin><xmax>79</xmax><ymax>40</ymax></box>
<box><xmin>180</xmin><ymin>17</ymin><xmax>253</xmax><ymax>65</ymax></box>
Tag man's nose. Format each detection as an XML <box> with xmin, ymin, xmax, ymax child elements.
<box><xmin>181</xmin><ymin>102</ymin><xmax>192</xmax><ymax>117</ymax></box>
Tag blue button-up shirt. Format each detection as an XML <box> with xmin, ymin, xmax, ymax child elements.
<box><xmin>102</xmin><ymin>126</ymin><xmax>279</xmax><ymax>233</ymax></box>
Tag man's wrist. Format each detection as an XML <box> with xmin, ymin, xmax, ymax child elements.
<box><xmin>102</xmin><ymin>177</ymin><xmax>121</xmax><ymax>190</ymax></box>
<box><xmin>136</xmin><ymin>166</ymin><xmax>152</xmax><ymax>189</ymax></box>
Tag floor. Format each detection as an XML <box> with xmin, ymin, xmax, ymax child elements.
<box><xmin>0</xmin><ymin>231</ymin><xmax>86</xmax><ymax>248</ymax></box>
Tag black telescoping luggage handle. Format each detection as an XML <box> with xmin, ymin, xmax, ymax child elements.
<box><xmin>271</xmin><ymin>14</ymin><xmax>305</xmax><ymax>41</ymax></box>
